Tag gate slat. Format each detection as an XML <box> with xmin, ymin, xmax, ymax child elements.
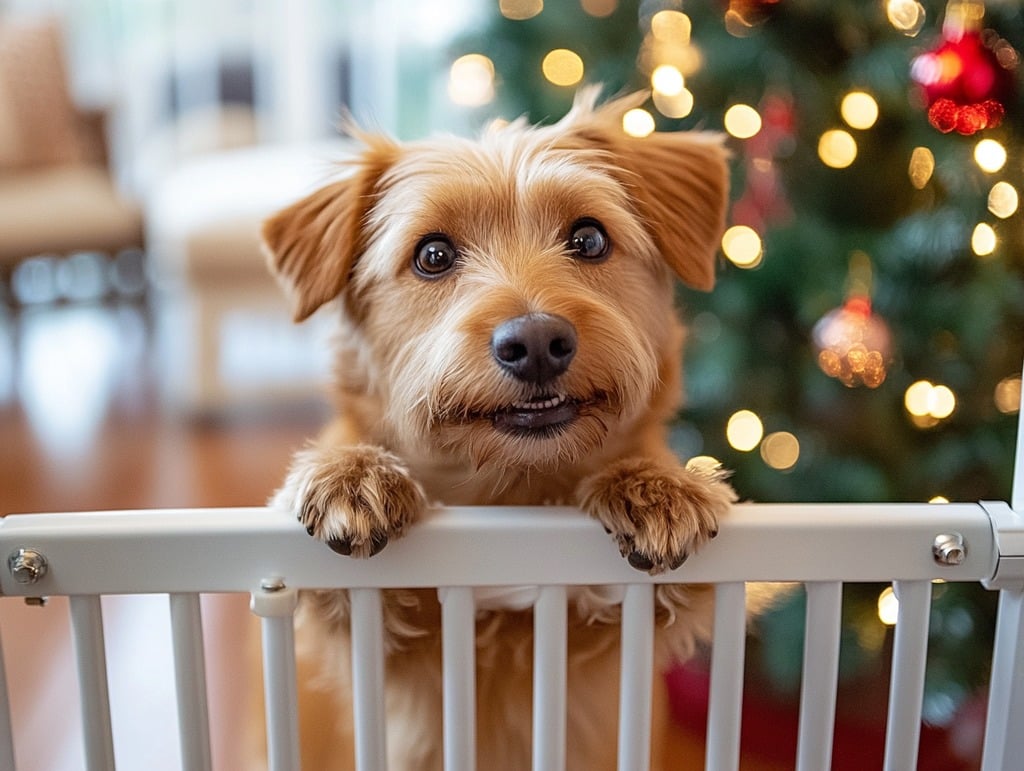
<box><xmin>796</xmin><ymin>582</ymin><xmax>843</xmax><ymax>771</ymax></box>
<box><xmin>0</xmin><ymin>629</ymin><xmax>16</xmax><ymax>771</ymax></box>
<box><xmin>705</xmin><ymin>582</ymin><xmax>747</xmax><ymax>771</ymax></box>
<box><xmin>169</xmin><ymin>593</ymin><xmax>213</xmax><ymax>771</ymax></box>
<box><xmin>350</xmin><ymin>587</ymin><xmax>388</xmax><ymax>771</ymax></box>
<box><xmin>250</xmin><ymin>583</ymin><xmax>300</xmax><ymax>771</ymax></box>
<box><xmin>883</xmin><ymin>580</ymin><xmax>932</xmax><ymax>771</ymax></box>
<box><xmin>69</xmin><ymin>595</ymin><xmax>116</xmax><ymax>771</ymax></box>
<box><xmin>617</xmin><ymin>583</ymin><xmax>654</xmax><ymax>771</ymax></box>
<box><xmin>533</xmin><ymin>585</ymin><xmax>568</xmax><ymax>771</ymax></box>
<box><xmin>440</xmin><ymin>587</ymin><xmax>476</xmax><ymax>771</ymax></box>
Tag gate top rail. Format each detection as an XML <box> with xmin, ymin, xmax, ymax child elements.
<box><xmin>0</xmin><ymin>502</ymin><xmax>1005</xmax><ymax>597</ymax></box>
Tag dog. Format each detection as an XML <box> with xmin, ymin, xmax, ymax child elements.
<box><xmin>263</xmin><ymin>87</ymin><xmax>736</xmax><ymax>771</ymax></box>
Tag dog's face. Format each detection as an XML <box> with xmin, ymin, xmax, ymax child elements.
<box><xmin>263</xmin><ymin>90</ymin><xmax>729</xmax><ymax>471</ymax></box>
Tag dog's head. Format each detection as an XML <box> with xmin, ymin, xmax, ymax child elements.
<box><xmin>263</xmin><ymin>89</ymin><xmax>729</xmax><ymax>470</ymax></box>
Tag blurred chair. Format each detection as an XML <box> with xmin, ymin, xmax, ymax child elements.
<box><xmin>0</xmin><ymin>17</ymin><xmax>142</xmax><ymax>303</ymax></box>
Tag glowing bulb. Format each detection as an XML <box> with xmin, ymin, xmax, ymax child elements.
<box><xmin>930</xmin><ymin>496</ymin><xmax>950</xmax><ymax>504</ymax></box>
<box><xmin>542</xmin><ymin>49</ymin><xmax>584</xmax><ymax>87</ymax></box>
<box><xmin>887</xmin><ymin>0</ymin><xmax>926</xmax><ymax>36</ymax></box>
<box><xmin>878</xmin><ymin>586</ymin><xmax>899</xmax><ymax>626</ymax></box>
<box><xmin>818</xmin><ymin>129</ymin><xmax>857</xmax><ymax>168</ymax></box>
<box><xmin>975</xmin><ymin>139</ymin><xmax>1007</xmax><ymax>173</ymax></box>
<box><xmin>581</xmin><ymin>0</ymin><xmax>617</xmax><ymax>17</ymax></box>
<box><xmin>651</xmin><ymin>65</ymin><xmax>684</xmax><ymax>96</ymax></box>
<box><xmin>721</xmin><ymin>225</ymin><xmax>763</xmax><ymax>268</ymax></box>
<box><xmin>972</xmin><ymin>223</ymin><xmax>997</xmax><ymax>256</ymax></box>
<box><xmin>995</xmin><ymin>376</ymin><xmax>1022</xmax><ymax>414</ymax></box>
<box><xmin>448</xmin><ymin>54</ymin><xmax>495</xmax><ymax>106</ymax></box>
<box><xmin>904</xmin><ymin>380</ymin><xmax>957</xmax><ymax>421</ymax></box>
<box><xmin>908</xmin><ymin>147</ymin><xmax>935</xmax><ymax>189</ymax></box>
<box><xmin>650</xmin><ymin>10</ymin><xmax>691</xmax><ymax>43</ymax></box>
<box><xmin>653</xmin><ymin>88</ymin><xmax>694</xmax><ymax>119</ymax></box>
<box><xmin>760</xmin><ymin>432</ymin><xmax>800</xmax><ymax>470</ymax></box>
<box><xmin>841</xmin><ymin>91</ymin><xmax>879</xmax><ymax>130</ymax></box>
<box><xmin>499</xmin><ymin>0</ymin><xmax>542</xmax><ymax>20</ymax></box>
<box><xmin>724</xmin><ymin>104</ymin><xmax>762</xmax><ymax>139</ymax></box>
<box><xmin>988</xmin><ymin>182</ymin><xmax>1019</xmax><ymax>218</ymax></box>
<box><xmin>622</xmin><ymin>108</ymin><xmax>655</xmax><ymax>138</ymax></box>
<box><xmin>929</xmin><ymin>385</ymin><xmax>956</xmax><ymax>419</ymax></box>
<box><xmin>726</xmin><ymin>410</ymin><xmax>764</xmax><ymax>452</ymax></box>
<box><xmin>904</xmin><ymin>380</ymin><xmax>935</xmax><ymax>417</ymax></box>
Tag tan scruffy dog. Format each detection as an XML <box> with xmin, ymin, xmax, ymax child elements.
<box><xmin>263</xmin><ymin>88</ymin><xmax>736</xmax><ymax>771</ymax></box>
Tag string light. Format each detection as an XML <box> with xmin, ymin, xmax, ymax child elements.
<box><xmin>448</xmin><ymin>54</ymin><xmax>495</xmax><ymax>106</ymax></box>
<box><xmin>622</xmin><ymin>108</ymin><xmax>655</xmax><ymax>137</ymax></box>
<box><xmin>908</xmin><ymin>146</ymin><xmax>935</xmax><ymax>189</ymax></box>
<box><xmin>930</xmin><ymin>495</ymin><xmax>950</xmax><ymax>504</ymax></box>
<box><xmin>974</xmin><ymin>139</ymin><xmax>1007</xmax><ymax>173</ymax></box>
<box><xmin>721</xmin><ymin>225</ymin><xmax>763</xmax><ymax>268</ymax></box>
<box><xmin>972</xmin><ymin>223</ymin><xmax>997</xmax><ymax>257</ymax></box>
<box><xmin>542</xmin><ymin>49</ymin><xmax>584</xmax><ymax>86</ymax></box>
<box><xmin>841</xmin><ymin>91</ymin><xmax>880</xmax><ymax>130</ymax></box>
<box><xmin>818</xmin><ymin>129</ymin><xmax>857</xmax><ymax>168</ymax></box>
<box><xmin>650</xmin><ymin>10</ymin><xmax>691</xmax><ymax>44</ymax></box>
<box><xmin>499</xmin><ymin>0</ymin><xmax>542</xmax><ymax>20</ymax></box>
<box><xmin>651</xmin><ymin>64</ymin><xmax>685</xmax><ymax>96</ymax></box>
<box><xmin>724</xmin><ymin>104</ymin><xmax>762</xmax><ymax>139</ymax></box>
<box><xmin>653</xmin><ymin>88</ymin><xmax>694</xmax><ymax>119</ymax></box>
<box><xmin>904</xmin><ymin>380</ymin><xmax>957</xmax><ymax>425</ymax></box>
<box><xmin>760</xmin><ymin>432</ymin><xmax>800</xmax><ymax>470</ymax></box>
<box><xmin>726</xmin><ymin>410</ymin><xmax>764</xmax><ymax>452</ymax></box>
<box><xmin>581</xmin><ymin>0</ymin><xmax>617</xmax><ymax>17</ymax></box>
<box><xmin>995</xmin><ymin>376</ymin><xmax>1022</xmax><ymax>414</ymax></box>
<box><xmin>886</xmin><ymin>0</ymin><xmax>926</xmax><ymax>36</ymax></box>
<box><xmin>988</xmin><ymin>182</ymin><xmax>1019</xmax><ymax>218</ymax></box>
<box><xmin>878</xmin><ymin>586</ymin><xmax>899</xmax><ymax>626</ymax></box>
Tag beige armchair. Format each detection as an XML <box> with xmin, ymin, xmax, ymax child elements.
<box><xmin>0</xmin><ymin>17</ymin><xmax>142</xmax><ymax>298</ymax></box>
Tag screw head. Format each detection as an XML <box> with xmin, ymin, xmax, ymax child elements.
<box><xmin>8</xmin><ymin>549</ymin><xmax>48</xmax><ymax>585</ymax></box>
<box><xmin>260</xmin><ymin>577</ymin><xmax>286</xmax><ymax>593</ymax></box>
<box><xmin>933</xmin><ymin>533</ymin><xmax>966</xmax><ymax>566</ymax></box>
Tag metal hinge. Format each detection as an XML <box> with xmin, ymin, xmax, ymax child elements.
<box><xmin>982</xmin><ymin>501</ymin><xmax>1024</xmax><ymax>591</ymax></box>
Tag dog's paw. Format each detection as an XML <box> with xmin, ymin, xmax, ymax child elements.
<box><xmin>272</xmin><ymin>444</ymin><xmax>427</xmax><ymax>558</ymax></box>
<box><xmin>578</xmin><ymin>457</ymin><xmax>736</xmax><ymax>574</ymax></box>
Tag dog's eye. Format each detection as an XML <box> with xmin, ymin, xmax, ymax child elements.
<box><xmin>413</xmin><ymin>235</ymin><xmax>458</xmax><ymax>278</ymax></box>
<box><xmin>569</xmin><ymin>219</ymin><xmax>610</xmax><ymax>262</ymax></box>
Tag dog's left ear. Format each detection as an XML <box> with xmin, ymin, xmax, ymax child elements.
<box><xmin>559</xmin><ymin>91</ymin><xmax>730</xmax><ymax>291</ymax></box>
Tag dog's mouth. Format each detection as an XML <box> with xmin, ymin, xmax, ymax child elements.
<box><xmin>491</xmin><ymin>392</ymin><xmax>579</xmax><ymax>436</ymax></box>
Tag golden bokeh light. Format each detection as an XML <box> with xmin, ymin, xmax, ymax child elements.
<box><xmin>653</xmin><ymin>88</ymin><xmax>694</xmax><ymax>119</ymax></box>
<box><xmin>622</xmin><ymin>108</ymin><xmax>655</xmax><ymax>138</ymax></box>
<box><xmin>878</xmin><ymin>586</ymin><xmax>899</xmax><ymax>626</ymax></box>
<box><xmin>448</xmin><ymin>54</ymin><xmax>495</xmax><ymax>107</ymax></box>
<box><xmin>721</xmin><ymin>225</ymin><xmax>763</xmax><ymax>268</ymax></box>
<box><xmin>726</xmin><ymin>410</ymin><xmax>764</xmax><ymax>452</ymax></box>
<box><xmin>818</xmin><ymin>129</ymin><xmax>858</xmax><ymax>168</ymax></box>
<box><xmin>908</xmin><ymin>146</ymin><xmax>935</xmax><ymax>189</ymax></box>
<box><xmin>542</xmin><ymin>48</ymin><xmax>584</xmax><ymax>86</ymax></box>
<box><xmin>650</xmin><ymin>10</ymin><xmax>691</xmax><ymax>44</ymax></box>
<box><xmin>995</xmin><ymin>376</ymin><xmax>1022</xmax><ymax>414</ymax></box>
<box><xmin>975</xmin><ymin>139</ymin><xmax>1007</xmax><ymax>173</ymax></box>
<box><xmin>904</xmin><ymin>380</ymin><xmax>957</xmax><ymax>423</ymax></box>
<box><xmin>988</xmin><ymin>182</ymin><xmax>1019</xmax><ymax>219</ymax></box>
<box><xmin>651</xmin><ymin>64</ymin><xmax>685</xmax><ymax>96</ymax></box>
<box><xmin>724</xmin><ymin>104</ymin><xmax>762</xmax><ymax>139</ymax></box>
<box><xmin>841</xmin><ymin>91</ymin><xmax>880</xmax><ymax>130</ymax></box>
<box><xmin>929</xmin><ymin>496</ymin><xmax>950</xmax><ymax>504</ymax></box>
<box><xmin>499</xmin><ymin>0</ymin><xmax>543</xmax><ymax>20</ymax></box>
<box><xmin>887</xmin><ymin>0</ymin><xmax>926</xmax><ymax>36</ymax></box>
<box><xmin>581</xmin><ymin>0</ymin><xmax>617</xmax><ymax>17</ymax></box>
<box><xmin>972</xmin><ymin>223</ymin><xmax>997</xmax><ymax>257</ymax></box>
<box><xmin>760</xmin><ymin>432</ymin><xmax>800</xmax><ymax>471</ymax></box>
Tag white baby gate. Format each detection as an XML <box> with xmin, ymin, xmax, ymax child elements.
<box><xmin>1</xmin><ymin>401</ymin><xmax>1022</xmax><ymax>771</ymax></box>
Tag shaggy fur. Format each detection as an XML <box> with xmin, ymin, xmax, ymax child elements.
<box><xmin>263</xmin><ymin>88</ymin><xmax>736</xmax><ymax>770</ymax></box>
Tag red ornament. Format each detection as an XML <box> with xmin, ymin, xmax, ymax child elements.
<box><xmin>813</xmin><ymin>296</ymin><xmax>892</xmax><ymax>389</ymax></box>
<box><xmin>911</xmin><ymin>8</ymin><xmax>1017</xmax><ymax>136</ymax></box>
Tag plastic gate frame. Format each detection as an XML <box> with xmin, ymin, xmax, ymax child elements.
<box><xmin>0</xmin><ymin>403</ymin><xmax>1022</xmax><ymax>770</ymax></box>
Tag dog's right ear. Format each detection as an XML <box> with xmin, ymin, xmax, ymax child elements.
<box><xmin>262</xmin><ymin>141</ymin><xmax>398</xmax><ymax>322</ymax></box>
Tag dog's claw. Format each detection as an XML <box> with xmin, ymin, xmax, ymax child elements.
<box><xmin>627</xmin><ymin>551</ymin><xmax>655</xmax><ymax>572</ymax></box>
<box><xmin>369</xmin><ymin>531</ymin><xmax>389</xmax><ymax>556</ymax></box>
<box><xmin>305</xmin><ymin>524</ymin><xmax>316</xmax><ymax>536</ymax></box>
<box><xmin>327</xmin><ymin>537</ymin><xmax>354</xmax><ymax>556</ymax></box>
<box><xmin>669</xmin><ymin>552</ymin><xmax>688</xmax><ymax>570</ymax></box>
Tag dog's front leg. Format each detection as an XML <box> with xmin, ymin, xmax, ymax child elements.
<box><xmin>578</xmin><ymin>458</ymin><xmax>736</xmax><ymax>574</ymax></box>
<box><xmin>272</xmin><ymin>443</ymin><xmax>427</xmax><ymax>557</ymax></box>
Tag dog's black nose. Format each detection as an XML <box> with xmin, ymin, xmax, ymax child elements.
<box><xmin>491</xmin><ymin>313</ymin><xmax>577</xmax><ymax>384</ymax></box>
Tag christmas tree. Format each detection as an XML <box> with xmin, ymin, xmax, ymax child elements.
<box><xmin>453</xmin><ymin>0</ymin><xmax>1024</xmax><ymax>760</ymax></box>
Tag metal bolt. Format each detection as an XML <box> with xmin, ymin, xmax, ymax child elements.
<box><xmin>8</xmin><ymin>549</ymin><xmax>48</xmax><ymax>585</ymax></box>
<box><xmin>933</xmin><ymin>533</ymin><xmax>966</xmax><ymax>566</ymax></box>
<box><xmin>260</xmin><ymin>577</ymin><xmax>286</xmax><ymax>593</ymax></box>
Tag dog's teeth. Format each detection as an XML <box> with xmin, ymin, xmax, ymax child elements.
<box><xmin>512</xmin><ymin>394</ymin><xmax>567</xmax><ymax>410</ymax></box>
